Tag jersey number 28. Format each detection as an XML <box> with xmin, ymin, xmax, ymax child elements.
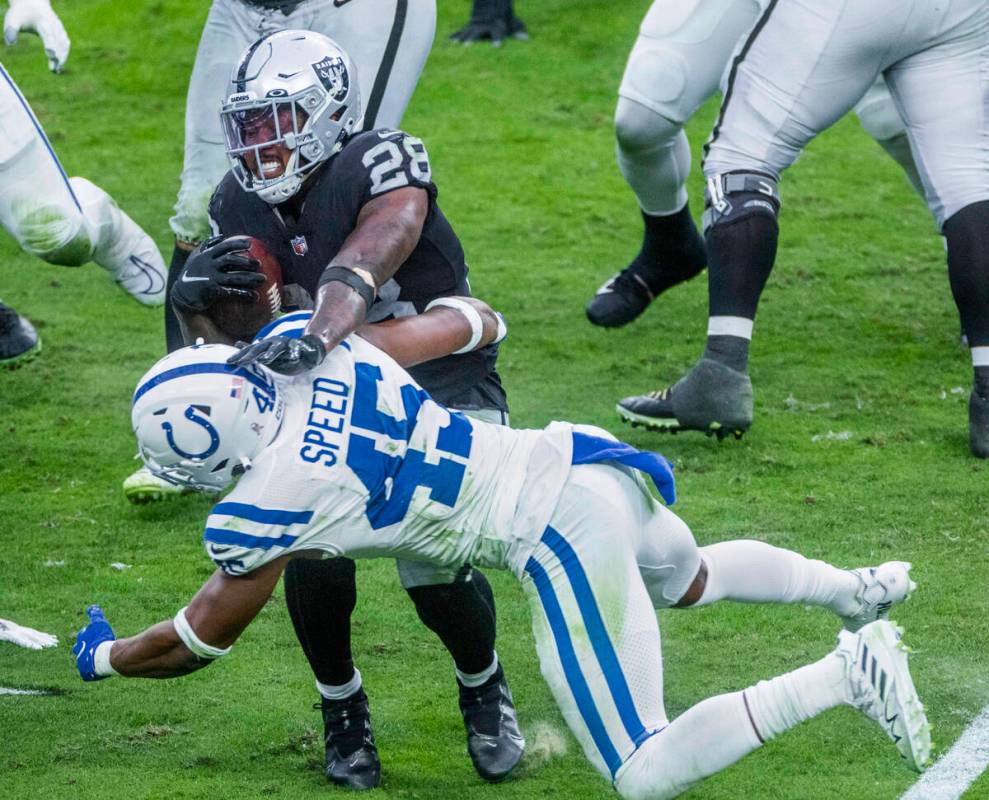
<box><xmin>362</xmin><ymin>135</ymin><xmax>431</xmax><ymax>196</ymax></box>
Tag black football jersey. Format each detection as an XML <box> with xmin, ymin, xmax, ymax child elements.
<box><xmin>208</xmin><ymin>129</ymin><xmax>507</xmax><ymax>413</ymax></box>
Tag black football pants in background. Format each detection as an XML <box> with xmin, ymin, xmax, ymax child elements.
<box><xmin>284</xmin><ymin>557</ymin><xmax>498</xmax><ymax>687</ymax></box>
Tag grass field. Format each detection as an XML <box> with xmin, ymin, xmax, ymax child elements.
<box><xmin>2</xmin><ymin>1</ymin><xmax>988</xmax><ymax>798</ymax></box>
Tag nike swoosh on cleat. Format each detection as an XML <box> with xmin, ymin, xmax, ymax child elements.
<box><xmin>130</xmin><ymin>255</ymin><xmax>165</xmax><ymax>294</ymax></box>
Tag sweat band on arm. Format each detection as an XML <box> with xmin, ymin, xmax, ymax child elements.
<box><xmin>317</xmin><ymin>265</ymin><xmax>376</xmax><ymax>311</ymax></box>
<box><xmin>173</xmin><ymin>607</ymin><xmax>232</xmax><ymax>660</ymax></box>
<box><xmin>425</xmin><ymin>297</ymin><xmax>484</xmax><ymax>354</ymax></box>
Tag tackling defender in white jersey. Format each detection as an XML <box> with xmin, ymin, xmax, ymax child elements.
<box><xmin>76</xmin><ymin>307</ymin><xmax>930</xmax><ymax>797</ymax></box>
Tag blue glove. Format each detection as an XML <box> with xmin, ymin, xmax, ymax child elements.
<box><xmin>72</xmin><ymin>605</ymin><xmax>116</xmax><ymax>681</ymax></box>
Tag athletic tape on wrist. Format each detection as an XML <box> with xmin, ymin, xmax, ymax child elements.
<box><xmin>317</xmin><ymin>265</ymin><xmax>375</xmax><ymax>311</ymax></box>
<box><xmin>425</xmin><ymin>297</ymin><xmax>484</xmax><ymax>353</ymax></box>
<box><xmin>94</xmin><ymin>640</ymin><xmax>119</xmax><ymax>677</ymax></box>
<box><xmin>494</xmin><ymin>313</ymin><xmax>507</xmax><ymax>344</ymax></box>
<box><xmin>173</xmin><ymin>607</ymin><xmax>232</xmax><ymax>660</ymax></box>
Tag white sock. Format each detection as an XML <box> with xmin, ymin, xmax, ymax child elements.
<box><xmin>316</xmin><ymin>668</ymin><xmax>362</xmax><ymax>701</ymax></box>
<box><xmin>972</xmin><ymin>346</ymin><xmax>989</xmax><ymax>368</ymax></box>
<box><xmin>696</xmin><ymin>540</ymin><xmax>860</xmax><ymax>615</ymax></box>
<box><xmin>707</xmin><ymin>316</ymin><xmax>754</xmax><ymax>340</ymax></box>
<box><xmin>456</xmin><ymin>652</ymin><xmax>498</xmax><ymax>688</ymax></box>
<box><xmin>743</xmin><ymin>651</ymin><xmax>849</xmax><ymax>741</ymax></box>
<box><xmin>615</xmin><ymin>691</ymin><xmax>763</xmax><ymax>799</ymax></box>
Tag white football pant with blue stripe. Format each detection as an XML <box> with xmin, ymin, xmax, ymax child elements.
<box><xmin>0</xmin><ymin>62</ymin><xmax>165</xmax><ymax>300</ymax></box>
<box><xmin>514</xmin><ymin>463</ymin><xmax>862</xmax><ymax>799</ymax></box>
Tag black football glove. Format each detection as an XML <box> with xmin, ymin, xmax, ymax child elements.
<box><xmin>449</xmin><ymin>0</ymin><xmax>527</xmax><ymax>45</ymax></box>
<box><xmin>226</xmin><ymin>333</ymin><xmax>326</xmax><ymax>375</ymax></box>
<box><xmin>170</xmin><ymin>236</ymin><xmax>264</xmax><ymax>313</ymax></box>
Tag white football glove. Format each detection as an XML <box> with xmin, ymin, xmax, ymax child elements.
<box><xmin>0</xmin><ymin>618</ymin><xmax>58</xmax><ymax>649</ymax></box>
<box><xmin>3</xmin><ymin>0</ymin><xmax>70</xmax><ymax>73</ymax></box>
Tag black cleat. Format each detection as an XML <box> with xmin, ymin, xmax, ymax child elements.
<box><xmin>458</xmin><ymin>665</ymin><xmax>524</xmax><ymax>782</ymax></box>
<box><xmin>970</xmin><ymin>390</ymin><xmax>989</xmax><ymax>458</ymax></box>
<box><xmin>586</xmin><ymin>267</ymin><xmax>656</xmax><ymax>328</ymax></box>
<box><xmin>0</xmin><ymin>302</ymin><xmax>41</xmax><ymax>369</ymax></box>
<box><xmin>617</xmin><ymin>358</ymin><xmax>753</xmax><ymax>438</ymax></box>
<box><xmin>318</xmin><ymin>689</ymin><xmax>381</xmax><ymax>790</ymax></box>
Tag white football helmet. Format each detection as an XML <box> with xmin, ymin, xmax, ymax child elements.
<box><xmin>131</xmin><ymin>344</ymin><xmax>284</xmax><ymax>492</ymax></box>
<box><xmin>221</xmin><ymin>29</ymin><xmax>362</xmax><ymax>204</ymax></box>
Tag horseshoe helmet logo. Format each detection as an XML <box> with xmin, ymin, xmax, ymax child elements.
<box><xmin>162</xmin><ymin>405</ymin><xmax>220</xmax><ymax>460</ymax></box>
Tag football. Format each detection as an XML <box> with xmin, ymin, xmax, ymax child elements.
<box><xmin>210</xmin><ymin>236</ymin><xmax>283</xmax><ymax>341</ymax></box>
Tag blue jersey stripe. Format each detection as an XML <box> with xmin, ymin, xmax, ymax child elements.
<box><xmin>524</xmin><ymin>555</ymin><xmax>623</xmax><ymax>777</ymax></box>
<box><xmin>210</xmin><ymin>502</ymin><xmax>313</xmax><ymax>526</ymax></box>
<box><xmin>133</xmin><ymin>362</ymin><xmax>274</xmax><ymax>405</ymax></box>
<box><xmin>541</xmin><ymin>526</ymin><xmax>650</xmax><ymax>749</ymax></box>
<box><xmin>0</xmin><ymin>63</ymin><xmax>81</xmax><ymax>212</ymax></box>
<box><xmin>204</xmin><ymin>527</ymin><xmax>299</xmax><ymax>550</ymax></box>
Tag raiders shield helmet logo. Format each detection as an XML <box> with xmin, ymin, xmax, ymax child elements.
<box><xmin>311</xmin><ymin>56</ymin><xmax>349</xmax><ymax>102</ymax></box>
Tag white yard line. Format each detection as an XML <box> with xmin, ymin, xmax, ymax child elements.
<box><xmin>0</xmin><ymin>687</ymin><xmax>53</xmax><ymax>696</ymax></box>
<box><xmin>901</xmin><ymin>704</ymin><xmax>989</xmax><ymax>800</ymax></box>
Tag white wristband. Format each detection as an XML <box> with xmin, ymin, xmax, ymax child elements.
<box><xmin>494</xmin><ymin>313</ymin><xmax>507</xmax><ymax>345</ymax></box>
<box><xmin>425</xmin><ymin>297</ymin><xmax>484</xmax><ymax>354</ymax></box>
<box><xmin>173</xmin><ymin>607</ymin><xmax>232</xmax><ymax>660</ymax></box>
<box><xmin>94</xmin><ymin>640</ymin><xmax>119</xmax><ymax>677</ymax></box>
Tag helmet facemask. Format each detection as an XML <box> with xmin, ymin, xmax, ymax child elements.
<box><xmin>131</xmin><ymin>345</ymin><xmax>285</xmax><ymax>493</ymax></box>
<box><xmin>222</xmin><ymin>31</ymin><xmax>362</xmax><ymax>205</ymax></box>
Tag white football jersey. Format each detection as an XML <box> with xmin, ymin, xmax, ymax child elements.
<box><xmin>203</xmin><ymin>334</ymin><xmax>574</xmax><ymax>575</ymax></box>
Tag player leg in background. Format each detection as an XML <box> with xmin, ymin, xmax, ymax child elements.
<box><xmin>586</xmin><ymin>0</ymin><xmax>764</xmax><ymax>328</ymax></box>
<box><xmin>0</xmin><ymin>64</ymin><xmax>166</xmax><ymax>307</ymax></box>
<box><xmin>853</xmin><ymin>76</ymin><xmax>925</xmax><ymax>198</ymax></box>
<box><xmin>515</xmin><ymin>464</ymin><xmax>928</xmax><ymax>800</ymax></box>
<box><xmin>306</xmin><ymin>0</ymin><xmax>436</xmax><ymax>132</ymax></box>
<box><xmin>163</xmin><ymin>0</ymin><xmax>255</xmax><ymax>354</ymax></box>
<box><xmin>616</xmin><ymin>0</ymin><xmax>891</xmax><ymax>438</ymax></box>
<box><xmin>880</xmin><ymin>2</ymin><xmax>989</xmax><ymax>457</ymax></box>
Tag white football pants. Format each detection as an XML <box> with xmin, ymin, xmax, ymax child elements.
<box><xmin>0</xmin><ymin>62</ymin><xmax>166</xmax><ymax>301</ymax></box>
<box><xmin>171</xmin><ymin>0</ymin><xmax>436</xmax><ymax>244</ymax></box>
<box><xmin>512</xmin><ymin>463</ymin><xmax>709</xmax><ymax>788</ymax></box>
<box><xmin>616</xmin><ymin>0</ymin><xmax>919</xmax><ymax>216</ymax></box>
<box><xmin>512</xmin><ymin>463</ymin><xmax>868</xmax><ymax>799</ymax></box>
<box><xmin>702</xmin><ymin>0</ymin><xmax>989</xmax><ymax>229</ymax></box>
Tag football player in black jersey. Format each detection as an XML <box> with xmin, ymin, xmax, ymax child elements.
<box><xmin>169</xmin><ymin>31</ymin><xmax>523</xmax><ymax>790</ymax></box>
